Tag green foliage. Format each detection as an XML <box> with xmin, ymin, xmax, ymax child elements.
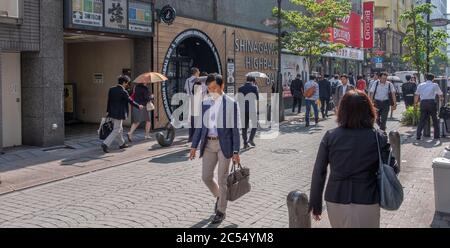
<box><xmin>400</xmin><ymin>3</ymin><xmax>449</xmax><ymax>79</ymax></box>
<box><xmin>273</xmin><ymin>0</ymin><xmax>351</xmax><ymax>73</ymax></box>
<box><xmin>401</xmin><ymin>106</ymin><xmax>420</xmax><ymax>126</ymax></box>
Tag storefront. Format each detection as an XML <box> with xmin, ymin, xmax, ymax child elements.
<box><xmin>281</xmin><ymin>53</ymin><xmax>309</xmax><ymax>108</ymax></box>
<box><xmin>323</xmin><ymin>47</ymin><xmax>364</xmax><ymax>76</ymax></box>
<box><xmin>63</xmin><ymin>0</ymin><xmax>154</xmax><ymax>128</ymax></box>
<box><xmin>153</xmin><ymin>16</ymin><xmax>278</xmax><ymax>128</ymax></box>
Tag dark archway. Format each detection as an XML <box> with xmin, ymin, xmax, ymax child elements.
<box><xmin>162</xmin><ymin>29</ymin><xmax>222</xmax><ymax>117</ymax></box>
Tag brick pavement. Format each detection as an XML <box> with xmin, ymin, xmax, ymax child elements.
<box><xmin>0</xmin><ymin>104</ymin><xmax>446</xmax><ymax>228</ymax></box>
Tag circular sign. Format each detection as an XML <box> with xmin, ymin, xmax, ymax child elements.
<box><xmin>160</xmin><ymin>5</ymin><xmax>176</xmax><ymax>25</ymax></box>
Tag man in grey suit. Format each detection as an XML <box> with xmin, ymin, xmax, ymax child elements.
<box><xmin>334</xmin><ymin>74</ymin><xmax>355</xmax><ymax>110</ymax></box>
<box><xmin>189</xmin><ymin>73</ymin><xmax>241</xmax><ymax>224</ymax></box>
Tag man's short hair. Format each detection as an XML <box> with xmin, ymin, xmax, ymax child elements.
<box><xmin>340</xmin><ymin>74</ymin><xmax>348</xmax><ymax>79</ymax></box>
<box><xmin>379</xmin><ymin>72</ymin><xmax>388</xmax><ymax>77</ymax></box>
<box><xmin>118</xmin><ymin>75</ymin><xmax>131</xmax><ymax>85</ymax></box>
<box><xmin>405</xmin><ymin>75</ymin><xmax>412</xmax><ymax>81</ymax></box>
<box><xmin>191</xmin><ymin>67</ymin><xmax>200</xmax><ymax>75</ymax></box>
<box><xmin>205</xmin><ymin>73</ymin><xmax>224</xmax><ymax>86</ymax></box>
<box><xmin>309</xmin><ymin>75</ymin><xmax>316</xmax><ymax>80</ymax></box>
<box><xmin>247</xmin><ymin>76</ymin><xmax>256</xmax><ymax>82</ymax></box>
<box><xmin>426</xmin><ymin>73</ymin><xmax>435</xmax><ymax>81</ymax></box>
<box><xmin>296</xmin><ymin>74</ymin><xmax>301</xmax><ymax>78</ymax></box>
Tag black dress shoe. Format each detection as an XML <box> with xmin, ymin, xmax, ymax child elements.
<box><xmin>211</xmin><ymin>211</ymin><xmax>225</xmax><ymax>224</ymax></box>
<box><xmin>101</xmin><ymin>143</ymin><xmax>109</xmax><ymax>153</ymax></box>
<box><xmin>249</xmin><ymin>140</ymin><xmax>256</xmax><ymax>147</ymax></box>
<box><xmin>214</xmin><ymin>197</ymin><xmax>219</xmax><ymax>213</ymax></box>
<box><xmin>119</xmin><ymin>143</ymin><xmax>129</xmax><ymax>149</ymax></box>
<box><xmin>244</xmin><ymin>143</ymin><xmax>250</xmax><ymax>149</ymax></box>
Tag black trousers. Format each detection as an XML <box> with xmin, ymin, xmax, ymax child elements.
<box><xmin>188</xmin><ymin>116</ymin><xmax>195</xmax><ymax>142</ymax></box>
<box><xmin>320</xmin><ymin>97</ymin><xmax>330</xmax><ymax>118</ymax></box>
<box><xmin>417</xmin><ymin>100</ymin><xmax>440</xmax><ymax>139</ymax></box>
<box><xmin>292</xmin><ymin>97</ymin><xmax>302</xmax><ymax>113</ymax></box>
<box><xmin>375</xmin><ymin>100</ymin><xmax>391</xmax><ymax>131</ymax></box>
<box><xmin>242</xmin><ymin>114</ymin><xmax>257</xmax><ymax>144</ymax></box>
<box><xmin>404</xmin><ymin>96</ymin><xmax>415</xmax><ymax>108</ymax></box>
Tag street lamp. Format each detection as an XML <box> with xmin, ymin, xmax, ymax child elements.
<box><xmin>277</xmin><ymin>0</ymin><xmax>285</xmax><ymax>122</ymax></box>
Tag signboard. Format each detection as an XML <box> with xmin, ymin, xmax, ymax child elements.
<box><xmin>376</xmin><ymin>63</ymin><xmax>383</xmax><ymax>69</ymax></box>
<box><xmin>128</xmin><ymin>1</ymin><xmax>152</xmax><ymax>32</ymax></box>
<box><xmin>64</xmin><ymin>84</ymin><xmax>74</xmax><ymax>113</ymax></box>
<box><xmin>72</xmin><ymin>0</ymin><xmax>103</xmax><ymax>27</ymax></box>
<box><xmin>160</xmin><ymin>5</ymin><xmax>176</xmax><ymax>25</ymax></box>
<box><xmin>226</xmin><ymin>86</ymin><xmax>235</xmax><ymax>94</ymax></box>
<box><xmin>372</xmin><ymin>57</ymin><xmax>383</xmax><ymax>63</ymax></box>
<box><xmin>323</xmin><ymin>47</ymin><xmax>364</xmax><ymax>61</ymax></box>
<box><xmin>227</xmin><ymin>58</ymin><xmax>235</xmax><ymax>84</ymax></box>
<box><xmin>281</xmin><ymin>54</ymin><xmax>309</xmax><ymax>98</ymax></box>
<box><xmin>330</xmin><ymin>12</ymin><xmax>362</xmax><ymax>48</ymax></box>
<box><xmin>363</xmin><ymin>2</ymin><xmax>374</xmax><ymax>48</ymax></box>
<box><xmin>93</xmin><ymin>73</ymin><xmax>104</xmax><ymax>84</ymax></box>
<box><xmin>105</xmin><ymin>0</ymin><xmax>127</xmax><ymax>30</ymax></box>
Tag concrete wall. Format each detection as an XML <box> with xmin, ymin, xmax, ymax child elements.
<box><xmin>66</xmin><ymin>40</ymin><xmax>133</xmax><ymax>125</ymax></box>
<box><xmin>21</xmin><ymin>0</ymin><xmax>64</xmax><ymax>147</ymax></box>
<box><xmin>0</xmin><ymin>0</ymin><xmax>40</xmax><ymax>51</ymax></box>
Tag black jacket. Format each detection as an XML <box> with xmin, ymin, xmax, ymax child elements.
<box><xmin>290</xmin><ymin>79</ymin><xmax>304</xmax><ymax>98</ymax></box>
<box><xmin>238</xmin><ymin>82</ymin><xmax>259</xmax><ymax>113</ymax></box>
<box><xmin>318</xmin><ymin>79</ymin><xmax>332</xmax><ymax>98</ymax></box>
<box><xmin>401</xmin><ymin>82</ymin><xmax>417</xmax><ymax>97</ymax></box>
<box><xmin>309</xmin><ymin>128</ymin><xmax>399</xmax><ymax>215</ymax></box>
<box><xmin>132</xmin><ymin>84</ymin><xmax>151</xmax><ymax>105</ymax></box>
<box><xmin>106</xmin><ymin>85</ymin><xmax>140</xmax><ymax>120</ymax></box>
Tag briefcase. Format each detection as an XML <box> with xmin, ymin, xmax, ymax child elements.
<box><xmin>227</xmin><ymin>163</ymin><xmax>251</xmax><ymax>201</ymax></box>
<box><xmin>98</xmin><ymin>118</ymin><xmax>114</xmax><ymax>140</ymax></box>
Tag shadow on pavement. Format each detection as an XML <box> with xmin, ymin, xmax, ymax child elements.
<box><xmin>149</xmin><ymin>149</ymin><xmax>191</xmax><ymax>164</ymax></box>
<box><xmin>190</xmin><ymin>216</ymin><xmax>215</xmax><ymax>228</ymax></box>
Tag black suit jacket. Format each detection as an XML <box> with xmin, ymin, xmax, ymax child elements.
<box><xmin>107</xmin><ymin>85</ymin><xmax>140</xmax><ymax>120</ymax></box>
<box><xmin>318</xmin><ymin>79</ymin><xmax>332</xmax><ymax>99</ymax></box>
<box><xmin>238</xmin><ymin>82</ymin><xmax>259</xmax><ymax>113</ymax></box>
<box><xmin>290</xmin><ymin>79</ymin><xmax>304</xmax><ymax>98</ymax></box>
<box><xmin>309</xmin><ymin>128</ymin><xmax>399</xmax><ymax>215</ymax></box>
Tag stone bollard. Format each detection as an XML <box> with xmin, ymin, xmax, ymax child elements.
<box><xmin>156</xmin><ymin>122</ymin><xmax>176</xmax><ymax>147</ymax></box>
<box><xmin>287</xmin><ymin>191</ymin><xmax>311</xmax><ymax>228</ymax></box>
<box><xmin>431</xmin><ymin>157</ymin><xmax>450</xmax><ymax>228</ymax></box>
<box><xmin>389</xmin><ymin>131</ymin><xmax>401</xmax><ymax>172</ymax></box>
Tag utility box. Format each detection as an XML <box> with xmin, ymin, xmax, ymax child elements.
<box><xmin>432</xmin><ymin>157</ymin><xmax>450</xmax><ymax>214</ymax></box>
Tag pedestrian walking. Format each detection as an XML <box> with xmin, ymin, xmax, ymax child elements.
<box><xmin>356</xmin><ymin>75</ymin><xmax>367</xmax><ymax>92</ymax></box>
<box><xmin>127</xmin><ymin>83</ymin><xmax>154</xmax><ymax>142</ymax></box>
<box><xmin>189</xmin><ymin>73</ymin><xmax>241</xmax><ymax>224</ymax></box>
<box><xmin>369</xmin><ymin>72</ymin><xmax>397</xmax><ymax>131</ymax></box>
<box><xmin>239</xmin><ymin>76</ymin><xmax>259</xmax><ymax>149</ymax></box>
<box><xmin>101</xmin><ymin>75</ymin><xmax>143</xmax><ymax>153</ymax></box>
<box><xmin>304</xmin><ymin>75</ymin><xmax>320</xmax><ymax>127</ymax></box>
<box><xmin>401</xmin><ymin>75</ymin><xmax>417</xmax><ymax>108</ymax></box>
<box><xmin>415</xmin><ymin>73</ymin><xmax>444</xmax><ymax>140</ymax></box>
<box><xmin>334</xmin><ymin>74</ymin><xmax>355</xmax><ymax>110</ymax></box>
<box><xmin>368</xmin><ymin>73</ymin><xmax>379</xmax><ymax>91</ymax></box>
<box><xmin>318</xmin><ymin>74</ymin><xmax>332</xmax><ymax>119</ymax></box>
<box><xmin>309</xmin><ymin>90</ymin><xmax>400</xmax><ymax>228</ymax></box>
<box><xmin>185</xmin><ymin>67</ymin><xmax>200</xmax><ymax>142</ymax></box>
<box><xmin>348</xmin><ymin>72</ymin><xmax>356</xmax><ymax>87</ymax></box>
<box><xmin>290</xmin><ymin>74</ymin><xmax>304</xmax><ymax>114</ymax></box>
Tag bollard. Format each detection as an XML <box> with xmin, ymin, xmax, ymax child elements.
<box><xmin>286</xmin><ymin>191</ymin><xmax>311</xmax><ymax>228</ymax></box>
<box><xmin>389</xmin><ymin>131</ymin><xmax>401</xmax><ymax>172</ymax></box>
<box><xmin>156</xmin><ymin>122</ymin><xmax>176</xmax><ymax>147</ymax></box>
<box><xmin>432</xmin><ymin>158</ymin><xmax>450</xmax><ymax>214</ymax></box>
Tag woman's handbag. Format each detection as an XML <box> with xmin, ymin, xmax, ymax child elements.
<box><xmin>375</xmin><ymin>131</ymin><xmax>403</xmax><ymax>211</ymax></box>
<box><xmin>147</xmin><ymin>101</ymin><xmax>155</xmax><ymax>111</ymax></box>
<box><xmin>226</xmin><ymin>163</ymin><xmax>251</xmax><ymax>201</ymax></box>
<box><xmin>98</xmin><ymin>117</ymin><xmax>114</xmax><ymax>140</ymax></box>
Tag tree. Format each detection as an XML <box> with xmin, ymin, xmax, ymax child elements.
<box><xmin>273</xmin><ymin>0</ymin><xmax>352</xmax><ymax>75</ymax></box>
<box><xmin>400</xmin><ymin>3</ymin><xmax>448</xmax><ymax>81</ymax></box>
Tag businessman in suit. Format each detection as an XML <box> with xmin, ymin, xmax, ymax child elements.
<box><xmin>334</xmin><ymin>74</ymin><xmax>355</xmax><ymax>110</ymax></box>
<box><xmin>189</xmin><ymin>73</ymin><xmax>241</xmax><ymax>224</ymax></box>
<box><xmin>102</xmin><ymin>75</ymin><xmax>143</xmax><ymax>153</ymax></box>
<box><xmin>238</xmin><ymin>76</ymin><xmax>259</xmax><ymax>148</ymax></box>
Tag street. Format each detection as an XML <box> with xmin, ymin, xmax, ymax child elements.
<box><xmin>0</xmin><ymin>104</ymin><xmax>443</xmax><ymax>228</ymax></box>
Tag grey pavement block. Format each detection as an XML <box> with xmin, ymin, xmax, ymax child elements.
<box><xmin>1</xmin><ymin>154</ymin><xmax>21</xmax><ymax>162</ymax></box>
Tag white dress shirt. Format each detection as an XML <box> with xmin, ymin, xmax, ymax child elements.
<box><xmin>415</xmin><ymin>81</ymin><xmax>443</xmax><ymax>100</ymax></box>
<box><xmin>207</xmin><ymin>95</ymin><xmax>223</xmax><ymax>138</ymax></box>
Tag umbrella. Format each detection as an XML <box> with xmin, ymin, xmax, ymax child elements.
<box><xmin>134</xmin><ymin>72</ymin><xmax>168</xmax><ymax>84</ymax></box>
<box><xmin>246</xmin><ymin>71</ymin><xmax>269</xmax><ymax>79</ymax></box>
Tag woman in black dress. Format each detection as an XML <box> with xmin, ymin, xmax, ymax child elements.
<box><xmin>127</xmin><ymin>83</ymin><xmax>154</xmax><ymax>142</ymax></box>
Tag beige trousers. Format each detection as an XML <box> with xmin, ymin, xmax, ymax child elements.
<box><xmin>202</xmin><ymin>140</ymin><xmax>231</xmax><ymax>213</ymax></box>
<box><xmin>326</xmin><ymin>202</ymin><xmax>380</xmax><ymax>228</ymax></box>
<box><xmin>103</xmin><ymin>118</ymin><xmax>125</xmax><ymax>148</ymax></box>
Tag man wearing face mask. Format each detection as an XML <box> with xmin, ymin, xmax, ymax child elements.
<box><xmin>189</xmin><ymin>73</ymin><xmax>241</xmax><ymax>224</ymax></box>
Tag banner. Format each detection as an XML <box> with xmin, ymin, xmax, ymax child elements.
<box><xmin>105</xmin><ymin>0</ymin><xmax>128</xmax><ymax>29</ymax></box>
<box><xmin>330</xmin><ymin>12</ymin><xmax>362</xmax><ymax>48</ymax></box>
<box><xmin>128</xmin><ymin>1</ymin><xmax>152</xmax><ymax>33</ymax></box>
<box><xmin>363</xmin><ymin>1</ymin><xmax>374</xmax><ymax>48</ymax></box>
<box><xmin>72</xmin><ymin>0</ymin><xmax>103</xmax><ymax>27</ymax></box>
<box><xmin>281</xmin><ymin>54</ymin><xmax>309</xmax><ymax>98</ymax></box>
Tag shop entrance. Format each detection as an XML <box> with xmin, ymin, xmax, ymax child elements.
<box><xmin>162</xmin><ymin>30</ymin><xmax>222</xmax><ymax>117</ymax></box>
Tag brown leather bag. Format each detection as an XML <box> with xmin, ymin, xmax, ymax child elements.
<box><xmin>303</xmin><ymin>86</ymin><xmax>316</xmax><ymax>98</ymax></box>
<box><xmin>227</xmin><ymin>163</ymin><xmax>251</xmax><ymax>201</ymax></box>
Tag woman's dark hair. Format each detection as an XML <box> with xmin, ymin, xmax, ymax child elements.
<box><xmin>357</xmin><ymin>75</ymin><xmax>363</xmax><ymax>80</ymax></box>
<box><xmin>426</xmin><ymin>73</ymin><xmax>435</xmax><ymax>81</ymax></box>
<box><xmin>191</xmin><ymin>67</ymin><xmax>200</xmax><ymax>75</ymax></box>
<box><xmin>200</xmin><ymin>71</ymin><xmax>208</xmax><ymax>76</ymax></box>
<box><xmin>247</xmin><ymin>76</ymin><xmax>256</xmax><ymax>82</ymax></box>
<box><xmin>337</xmin><ymin>90</ymin><xmax>376</xmax><ymax>129</ymax></box>
<box><xmin>205</xmin><ymin>73</ymin><xmax>223</xmax><ymax>86</ymax></box>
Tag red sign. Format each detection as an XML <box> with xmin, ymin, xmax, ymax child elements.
<box><xmin>363</xmin><ymin>2</ymin><xmax>374</xmax><ymax>48</ymax></box>
<box><xmin>330</xmin><ymin>12</ymin><xmax>362</xmax><ymax>48</ymax></box>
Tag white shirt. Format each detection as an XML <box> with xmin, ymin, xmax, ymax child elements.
<box><xmin>415</xmin><ymin>81</ymin><xmax>443</xmax><ymax>100</ymax></box>
<box><xmin>342</xmin><ymin>84</ymin><xmax>348</xmax><ymax>95</ymax></box>
<box><xmin>207</xmin><ymin>95</ymin><xmax>223</xmax><ymax>138</ymax></box>
<box><xmin>369</xmin><ymin>80</ymin><xmax>396</xmax><ymax>101</ymax></box>
<box><xmin>184</xmin><ymin>76</ymin><xmax>197</xmax><ymax>96</ymax></box>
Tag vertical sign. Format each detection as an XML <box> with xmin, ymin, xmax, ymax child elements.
<box><xmin>363</xmin><ymin>1</ymin><xmax>374</xmax><ymax>49</ymax></box>
<box><xmin>227</xmin><ymin>58</ymin><xmax>235</xmax><ymax>84</ymax></box>
<box><xmin>128</xmin><ymin>1</ymin><xmax>152</xmax><ymax>33</ymax></box>
<box><xmin>105</xmin><ymin>0</ymin><xmax>127</xmax><ymax>29</ymax></box>
<box><xmin>72</xmin><ymin>0</ymin><xmax>103</xmax><ymax>27</ymax></box>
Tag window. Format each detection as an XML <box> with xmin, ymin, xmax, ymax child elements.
<box><xmin>0</xmin><ymin>0</ymin><xmax>22</xmax><ymax>24</ymax></box>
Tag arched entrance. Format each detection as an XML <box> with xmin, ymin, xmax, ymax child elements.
<box><xmin>161</xmin><ymin>29</ymin><xmax>222</xmax><ymax>117</ymax></box>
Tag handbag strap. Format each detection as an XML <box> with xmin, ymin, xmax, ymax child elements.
<box><xmin>374</xmin><ymin>130</ymin><xmax>383</xmax><ymax>170</ymax></box>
